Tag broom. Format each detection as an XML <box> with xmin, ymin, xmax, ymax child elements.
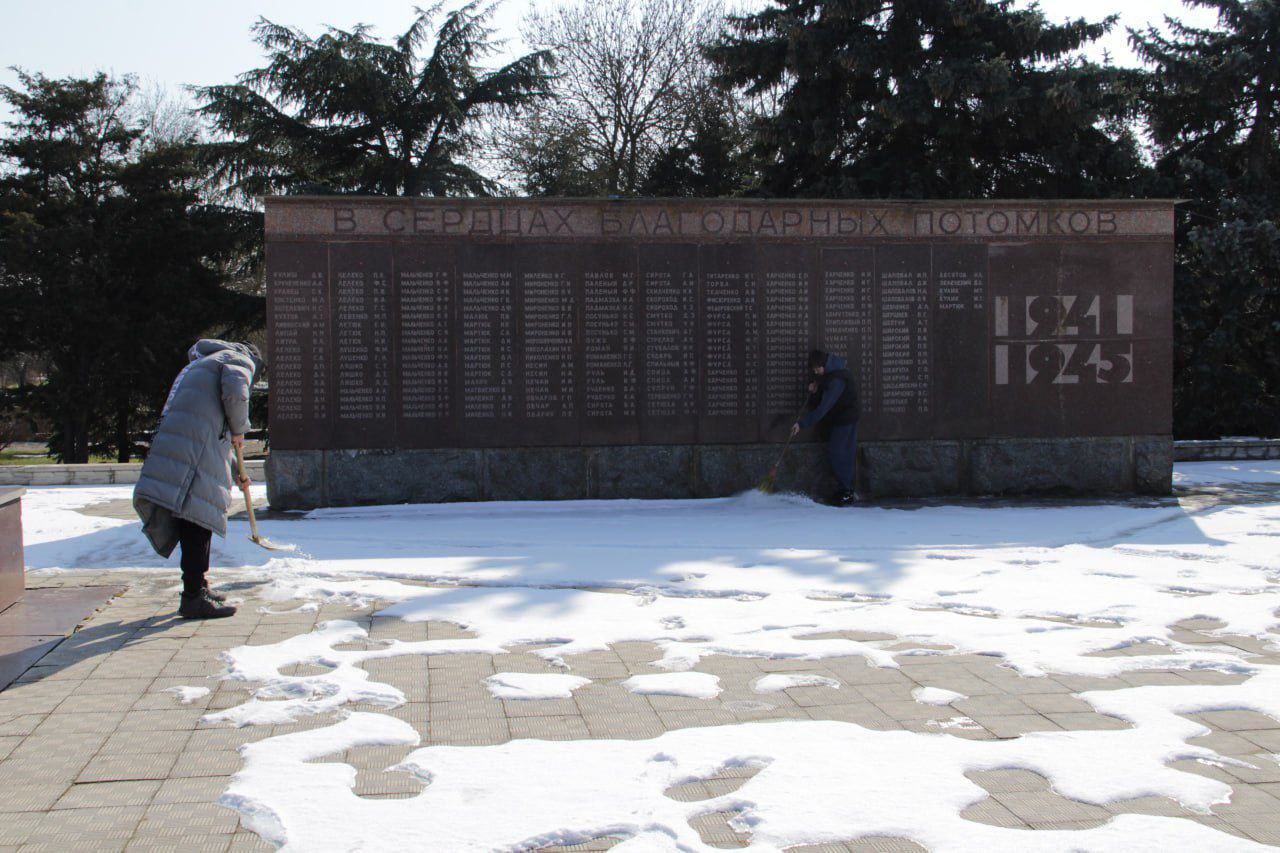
<box><xmin>758</xmin><ymin>405</ymin><xmax>808</xmax><ymax>493</ymax></box>
<box><xmin>234</xmin><ymin>445</ymin><xmax>295</xmax><ymax>552</ymax></box>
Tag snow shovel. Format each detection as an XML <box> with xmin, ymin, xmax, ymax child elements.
<box><xmin>758</xmin><ymin>406</ymin><xmax>807</xmax><ymax>494</ymax></box>
<box><xmin>234</xmin><ymin>445</ymin><xmax>295</xmax><ymax>552</ymax></box>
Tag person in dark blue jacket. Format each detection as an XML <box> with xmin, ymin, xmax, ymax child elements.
<box><xmin>791</xmin><ymin>349</ymin><xmax>859</xmax><ymax>505</ymax></box>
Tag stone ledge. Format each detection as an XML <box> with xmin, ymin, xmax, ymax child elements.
<box><xmin>266</xmin><ymin>437</ymin><xmax>1171</xmax><ymax>509</ymax></box>
<box><xmin>0</xmin><ymin>461</ymin><xmax>266</xmax><ymax>488</ymax></box>
<box><xmin>1174</xmin><ymin>439</ymin><xmax>1280</xmax><ymax>462</ymax></box>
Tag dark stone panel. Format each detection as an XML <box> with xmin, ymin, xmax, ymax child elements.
<box><xmin>637</xmin><ymin>244</ymin><xmax>699</xmax><ymax>443</ymax></box>
<box><xmin>969</xmin><ymin>437</ymin><xmax>1132</xmax><ymax>495</ymax></box>
<box><xmin>329</xmin><ymin>242</ymin><xmax>396</xmax><ymax>448</ymax></box>
<box><xmin>457</xmin><ymin>243</ymin><xmax>521</xmax><ymax>447</ymax></box>
<box><xmin>515</xmin><ymin>243</ymin><xmax>581</xmax><ymax>446</ymax></box>
<box><xmin>874</xmin><ymin>244</ymin><xmax>933</xmax><ymax>439</ymax></box>
<box><xmin>484</xmin><ymin>448</ymin><xmax>590</xmax><ymax>501</ymax></box>
<box><xmin>698</xmin><ymin>242</ymin><xmax>760</xmax><ymax>443</ymax></box>
<box><xmin>987</xmin><ymin>242</ymin><xmax>1066</xmax><ymax>438</ymax></box>
<box><xmin>930</xmin><ymin>243</ymin><xmax>989</xmax><ymax>438</ymax></box>
<box><xmin>1135</xmin><ymin>436</ymin><xmax>1174</xmax><ymax>495</ymax></box>
<box><xmin>266</xmin><ymin>242</ymin><xmax>333</xmax><ymax>450</ymax></box>
<box><xmin>591</xmin><ymin>446</ymin><xmax>694</xmax><ymax>500</ymax></box>
<box><xmin>863</xmin><ymin>442</ymin><xmax>963</xmax><ymax>497</ymax></box>
<box><xmin>818</xmin><ymin>247</ymin><xmax>877</xmax><ymax>438</ymax></box>
<box><xmin>395</xmin><ymin>242</ymin><xmax>461</xmax><ymax>448</ymax></box>
<box><xmin>578</xmin><ymin>243</ymin><xmax>641</xmax><ymax>445</ymax></box>
<box><xmin>266</xmin><ymin>450</ymin><xmax>325</xmax><ymax>510</ymax></box>
<box><xmin>327</xmin><ymin>448</ymin><xmax>481</xmax><ymax>505</ymax></box>
<box><xmin>757</xmin><ymin>243</ymin><xmax>818</xmax><ymax>443</ymax></box>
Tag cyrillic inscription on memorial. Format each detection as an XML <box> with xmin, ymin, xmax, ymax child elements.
<box><xmin>265</xmin><ymin>199</ymin><xmax>1173</xmax><ymax>450</ymax></box>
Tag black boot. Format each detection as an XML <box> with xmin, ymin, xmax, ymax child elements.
<box><xmin>832</xmin><ymin>489</ymin><xmax>858</xmax><ymax>507</ymax></box>
<box><xmin>179</xmin><ymin>591</ymin><xmax>237</xmax><ymax>619</ymax></box>
<box><xmin>202</xmin><ymin>582</ymin><xmax>227</xmax><ymax>602</ymax></box>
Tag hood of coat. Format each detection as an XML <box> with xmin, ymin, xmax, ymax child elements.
<box><xmin>188</xmin><ymin>339</ymin><xmax>264</xmax><ymax>382</ymax></box>
<box><xmin>824</xmin><ymin>352</ymin><xmax>848</xmax><ymax>373</ymax></box>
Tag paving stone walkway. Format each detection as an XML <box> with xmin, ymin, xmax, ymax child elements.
<box><xmin>1</xmin><ymin>565</ymin><xmax>1279</xmax><ymax>850</ymax></box>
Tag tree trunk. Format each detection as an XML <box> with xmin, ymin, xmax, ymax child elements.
<box><xmin>115</xmin><ymin>403</ymin><xmax>130</xmax><ymax>463</ymax></box>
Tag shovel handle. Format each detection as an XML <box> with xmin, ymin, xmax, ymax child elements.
<box><xmin>233</xmin><ymin>444</ymin><xmax>261</xmax><ymax>542</ymax></box>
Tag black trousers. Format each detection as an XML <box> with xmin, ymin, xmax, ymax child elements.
<box><xmin>175</xmin><ymin>518</ymin><xmax>212</xmax><ymax>596</ymax></box>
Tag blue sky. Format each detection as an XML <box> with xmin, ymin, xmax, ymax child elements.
<box><xmin>0</xmin><ymin>0</ymin><xmax>1219</xmax><ymax>114</ymax></box>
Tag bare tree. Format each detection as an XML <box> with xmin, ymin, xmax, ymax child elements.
<box><xmin>504</xmin><ymin>0</ymin><xmax>725</xmax><ymax>196</ymax></box>
<box><xmin>129</xmin><ymin>79</ymin><xmax>206</xmax><ymax>148</ymax></box>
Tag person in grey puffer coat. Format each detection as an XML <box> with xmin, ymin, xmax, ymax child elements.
<box><xmin>134</xmin><ymin>340</ymin><xmax>263</xmax><ymax>619</ymax></box>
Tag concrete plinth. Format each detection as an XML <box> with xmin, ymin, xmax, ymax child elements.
<box><xmin>266</xmin><ymin>436</ymin><xmax>1172</xmax><ymax>510</ymax></box>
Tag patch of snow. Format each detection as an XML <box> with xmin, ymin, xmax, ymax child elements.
<box><xmin>926</xmin><ymin>716</ymin><xmax>984</xmax><ymax>731</ymax></box>
<box><xmin>753</xmin><ymin>674</ymin><xmax>841</xmax><ymax>693</ymax></box>
<box><xmin>622</xmin><ymin>672</ymin><xmax>722</xmax><ymax>699</ymax></box>
<box><xmin>913</xmin><ymin>686</ymin><xmax>965</xmax><ymax>706</ymax></box>
<box><xmin>485</xmin><ymin>673</ymin><xmax>591</xmax><ymax>700</ymax></box>
<box><xmin>218</xmin><ymin>675</ymin><xmax>1280</xmax><ymax>852</ymax></box>
<box><xmin>163</xmin><ymin>685</ymin><xmax>210</xmax><ymax>704</ymax></box>
<box><xmin>1174</xmin><ymin>461</ymin><xmax>1280</xmax><ymax>485</ymax></box>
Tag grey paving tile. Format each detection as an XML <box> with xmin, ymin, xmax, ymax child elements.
<box><xmin>509</xmin><ymin>715</ymin><xmax>590</xmax><ymax>740</ymax></box>
<box><xmin>53</xmin><ymin>780</ymin><xmax>161</xmax><ymax>810</ymax></box>
<box><xmin>1042</xmin><ymin>712</ymin><xmax>1131</xmax><ymax>731</ymax></box>
<box><xmin>78</xmin><ymin>752</ymin><xmax>179</xmax><ymax>783</ymax></box>
<box><xmin>26</xmin><ymin>804</ymin><xmax>145</xmax><ymax>846</ymax></box>
<box><xmin>168</xmin><ymin>751</ymin><xmax>242</xmax><ymax>779</ymax></box>
<box><xmin>993</xmin><ymin>790</ymin><xmax>1111</xmax><ymax>823</ymax></box>
<box><xmin>0</xmin><ymin>811</ymin><xmax>41</xmax><ymax>845</ymax></box>
<box><xmin>1197</xmin><ymin>710</ymin><xmax>1280</xmax><ymax>732</ymax></box>
<box><xmin>427</xmin><ymin>717</ymin><xmax>510</xmax><ymax>745</ymax></box>
<box><xmin>657</xmin><ymin>709</ymin><xmax>738</xmax><ymax>729</ymax></box>
<box><xmin>0</xmin><ymin>782</ymin><xmax>68</xmax><ymax>813</ymax></box>
<box><xmin>139</xmin><ymin>801</ymin><xmax>240</xmax><ymax>835</ymax></box>
<box><xmin>152</xmin><ymin>776</ymin><xmax>231</xmax><ymax>805</ymax></box>
<box><xmin>971</xmin><ymin>714</ymin><xmax>1062</xmax><ymax>738</ymax></box>
<box><xmin>959</xmin><ymin>796</ymin><xmax>1027</xmax><ymax>827</ymax></box>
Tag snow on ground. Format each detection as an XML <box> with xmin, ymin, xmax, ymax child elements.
<box><xmin>1174</xmin><ymin>461</ymin><xmax>1280</xmax><ymax>486</ymax></box>
<box><xmin>753</xmin><ymin>674</ymin><xmax>842</xmax><ymax>693</ymax></box>
<box><xmin>162</xmin><ymin>686</ymin><xmax>211</xmax><ymax>704</ymax></box>
<box><xmin>912</xmin><ymin>686</ymin><xmax>966</xmax><ymax>706</ymax></box>
<box><xmin>20</xmin><ymin>460</ymin><xmax>1280</xmax><ymax>850</ymax></box>
<box><xmin>484</xmin><ymin>673</ymin><xmax>592</xmax><ymax>700</ymax></box>
<box><xmin>622</xmin><ymin>672</ymin><xmax>723</xmax><ymax>699</ymax></box>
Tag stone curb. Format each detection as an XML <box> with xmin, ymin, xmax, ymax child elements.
<box><xmin>0</xmin><ymin>460</ymin><xmax>266</xmax><ymax>487</ymax></box>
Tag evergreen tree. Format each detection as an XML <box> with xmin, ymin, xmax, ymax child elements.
<box><xmin>1133</xmin><ymin>0</ymin><xmax>1279</xmax><ymax>438</ymax></box>
<box><xmin>0</xmin><ymin>72</ymin><xmax>260</xmax><ymax>462</ymax></box>
<box><xmin>196</xmin><ymin>3</ymin><xmax>553</xmax><ymax>197</ymax></box>
<box><xmin>641</xmin><ymin>90</ymin><xmax>756</xmax><ymax>196</ymax></box>
<box><xmin>707</xmin><ymin>0</ymin><xmax>1148</xmax><ymax>198</ymax></box>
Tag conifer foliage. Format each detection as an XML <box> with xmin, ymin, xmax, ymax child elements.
<box><xmin>0</xmin><ymin>72</ymin><xmax>260</xmax><ymax>462</ymax></box>
<box><xmin>1132</xmin><ymin>0</ymin><xmax>1279</xmax><ymax>437</ymax></box>
<box><xmin>196</xmin><ymin>2</ymin><xmax>554</xmax><ymax>197</ymax></box>
<box><xmin>706</xmin><ymin>0</ymin><xmax>1147</xmax><ymax>198</ymax></box>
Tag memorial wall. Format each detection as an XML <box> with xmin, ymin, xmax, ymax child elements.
<box><xmin>264</xmin><ymin>199</ymin><xmax>1175</xmax><ymax>507</ymax></box>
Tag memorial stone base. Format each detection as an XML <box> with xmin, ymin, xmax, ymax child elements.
<box><xmin>266</xmin><ymin>435</ymin><xmax>1172</xmax><ymax>510</ymax></box>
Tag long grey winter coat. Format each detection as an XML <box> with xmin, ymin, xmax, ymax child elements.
<box><xmin>134</xmin><ymin>340</ymin><xmax>262</xmax><ymax>557</ymax></box>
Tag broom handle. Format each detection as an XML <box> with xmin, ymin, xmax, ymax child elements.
<box><xmin>234</xmin><ymin>444</ymin><xmax>261</xmax><ymax>541</ymax></box>
<box><xmin>771</xmin><ymin>403</ymin><xmax>809</xmax><ymax>470</ymax></box>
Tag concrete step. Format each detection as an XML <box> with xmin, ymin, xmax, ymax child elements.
<box><xmin>0</xmin><ymin>459</ymin><xmax>267</xmax><ymax>486</ymax></box>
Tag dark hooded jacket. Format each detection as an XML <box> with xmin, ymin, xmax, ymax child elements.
<box><xmin>799</xmin><ymin>353</ymin><xmax>859</xmax><ymax>430</ymax></box>
<box><xmin>133</xmin><ymin>340</ymin><xmax>262</xmax><ymax>556</ymax></box>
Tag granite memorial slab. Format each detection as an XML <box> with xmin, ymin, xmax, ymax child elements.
<box><xmin>263</xmin><ymin>199</ymin><xmax>1175</xmax><ymax>506</ymax></box>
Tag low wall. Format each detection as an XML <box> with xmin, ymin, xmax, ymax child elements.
<box><xmin>0</xmin><ymin>489</ymin><xmax>23</xmax><ymax>611</ymax></box>
<box><xmin>0</xmin><ymin>460</ymin><xmax>266</xmax><ymax>487</ymax></box>
<box><xmin>266</xmin><ymin>436</ymin><xmax>1172</xmax><ymax>509</ymax></box>
<box><xmin>1174</xmin><ymin>439</ymin><xmax>1280</xmax><ymax>462</ymax></box>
